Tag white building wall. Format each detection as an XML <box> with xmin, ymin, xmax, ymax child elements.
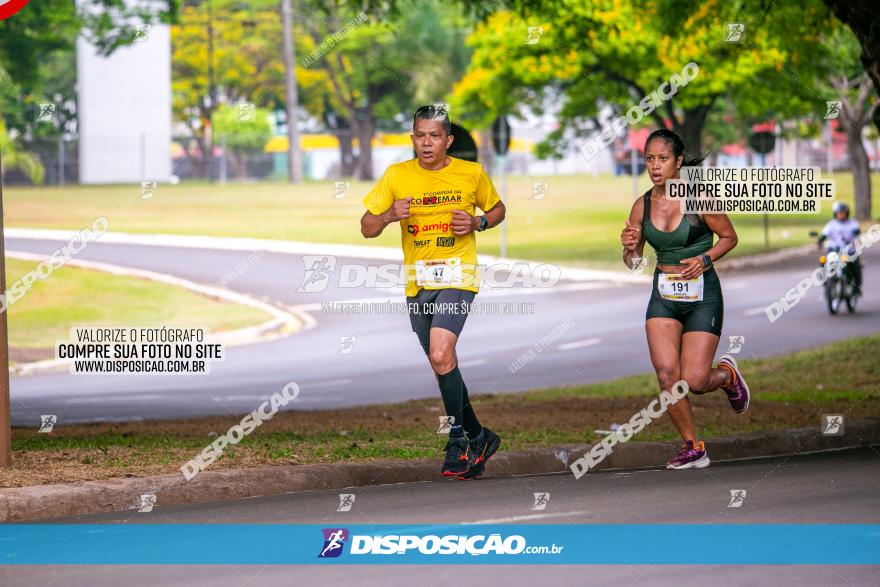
<box><xmin>76</xmin><ymin>10</ymin><xmax>171</xmax><ymax>184</ymax></box>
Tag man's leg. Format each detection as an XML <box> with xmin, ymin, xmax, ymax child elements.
<box><xmin>427</xmin><ymin>289</ymin><xmax>481</xmax><ymax>438</ymax></box>
<box><xmin>851</xmin><ymin>258</ymin><xmax>863</xmax><ymax>294</ymax></box>
<box><xmin>429</xmin><ymin>327</ymin><xmax>467</xmax><ymax>437</ymax></box>
<box><xmin>461</xmin><ymin>381</ymin><xmax>482</xmax><ymax>438</ymax></box>
<box><xmin>411</xmin><ymin>297</ymin><xmax>481</xmax><ymax>438</ymax></box>
<box><xmin>409</xmin><ymin>292</ymin><xmax>472</xmax><ymax>476</ymax></box>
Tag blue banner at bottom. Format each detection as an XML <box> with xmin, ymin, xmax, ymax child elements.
<box><xmin>1</xmin><ymin>524</ymin><xmax>877</xmax><ymax>565</ymax></box>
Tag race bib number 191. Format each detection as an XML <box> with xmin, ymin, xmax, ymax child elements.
<box><xmin>657</xmin><ymin>273</ymin><xmax>704</xmax><ymax>302</ymax></box>
<box><xmin>416</xmin><ymin>258</ymin><xmax>463</xmax><ymax>288</ymax></box>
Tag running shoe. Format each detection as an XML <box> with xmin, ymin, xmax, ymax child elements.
<box><xmin>458</xmin><ymin>428</ymin><xmax>501</xmax><ymax>480</ymax></box>
<box><xmin>441</xmin><ymin>436</ymin><xmax>471</xmax><ymax>477</ymax></box>
<box><xmin>718</xmin><ymin>353</ymin><xmax>750</xmax><ymax>414</ymax></box>
<box><xmin>666</xmin><ymin>440</ymin><xmax>710</xmax><ymax>469</ymax></box>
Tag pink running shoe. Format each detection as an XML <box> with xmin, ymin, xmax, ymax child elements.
<box><xmin>666</xmin><ymin>440</ymin><xmax>710</xmax><ymax>469</ymax></box>
<box><xmin>718</xmin><ymin>354</ymin><xmax>750</xmax><ymax>414</ymax></box>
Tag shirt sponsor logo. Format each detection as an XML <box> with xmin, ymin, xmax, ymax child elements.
<box><xmin>436</xmin><ymin>236</ymin><xmax>456</xmax><ymax>247</ymax></box>
<box><xmin>411</xmin><ymin>193</ymin><xmax>462</xmax><ymax>206</ymax></box>
<box><xmin>408</xmin><ymin>222</ymin><xmax>451</xmax><ymax>237</ymax></box>
<box><xmin>413</xmin><ymin>239</ymin><xmax>431</xmax><ymax>248</ymax></box>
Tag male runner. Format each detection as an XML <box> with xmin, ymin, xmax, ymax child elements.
<box><xmin>360</xmin><ymin>105</ymin><xmax>506</xmax><ymax>479</ymax></box>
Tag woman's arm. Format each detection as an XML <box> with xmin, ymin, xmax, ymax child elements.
<box><xmin>621</xmin><ymin>198</ymin><xmax>646</xmax><ymax>269</ymax></box>
<box><xmin>678</xmin><ymin>213</ymin><xmax>737</xmax><ymax>278</ymax></box>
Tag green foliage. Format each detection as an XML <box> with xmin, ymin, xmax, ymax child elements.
<box><xmin>454</xmin><ymin>0</ymin><xmax>841</xmax><ymax>154</ymax></box>
<box><xmin>0</xmin><ymin>120</ymin><xmax>44</xmax><ymax>184</ymax></box>
<box><xmin>211</xmin><ymin>103</ymin><xmax>272</xmax><ymax>150</ymax></box>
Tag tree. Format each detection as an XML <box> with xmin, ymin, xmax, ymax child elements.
<box><xmin>171</xmin><ymin>0</ymin><xmax>326</xmax><ymax>176</ymax></box>
<box><xmin>452</xmin><ymin>0</ymin><xmax>837</xmax><ymax>159</ymax></box>
<box><xmin>823</xmin><ymin>0</ymin><xmax>880</xmax><ymax>109</ymax></box>
<box><xmin>297</xmin><ymin>0</ymin><xmax>472</xmax><ymax>179</ymax></box>
<box><xmin>823</xmin><ymin>29</ymin><xmax>878</xmax><ymax>221</ymax></box>
<box><xmin>212</xmin><ymin>103</ymin><xmax>273</xmax><ymax>178</ymax></box>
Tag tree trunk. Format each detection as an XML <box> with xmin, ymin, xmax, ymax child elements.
<box><xmin>337</xmin><ymin>129</ymin><xmax>355</xmax><ymax>177</ymax></box>
<box><xmin>832</xmin><ymin>73</ymin><xmax>875</xmax><ymax>221</ymax></box>
<box><xmin>355</xmin><ymin>112</ymin><xmax>374</xmax><ymax>181</ymax></box>
<box><xmin>846</xmin><ymin>127</ymin><xmax>872</xmax><ymax>220</ymax></box>
<box><xmin>231</xmin><ymin>151</ymin><xmax>248</xmax><ymax>179</ymax></box>
<box><xmin>192</xmin><ymin>135</ymin><xmax>209</xmax><ymax>179</ymax></box>
<box><xmin>672</xmin><ymin>105</ymin><xmax>710</xmax><ymax>161</ymax></box>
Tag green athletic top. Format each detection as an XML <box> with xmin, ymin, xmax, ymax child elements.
<box><xmin>642</xmin><ymin>190</ymin><xmax>713</xmax><ymax>265</ymax></box>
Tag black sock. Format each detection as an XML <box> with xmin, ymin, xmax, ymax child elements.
<box><xmin>448</xmin><ymin>424</ymin><xmax>465</xmax><ymax>438</ymax></box>
<box><xmin>438</xmin><ymin>367</ymin><xmax>466</xmax><ymax>438</ymax></box>
<box><xmin>461</xmin><ymin>382</ymin><xmax>483</xmax><ymax>438</ymax></box>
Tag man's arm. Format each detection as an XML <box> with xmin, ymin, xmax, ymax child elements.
<box><xmin>361</xmin><ymin>196</ymin><xmax>412</xmax><ymax>238</ymax></box>
<box><xmin>451</xmin><ymin>201</ymin><xmax>506</xmax><ymax>236</ymax></box>
<box><xmin>482</xmin><ymin>201</ymin><xmax>506</xmax><ymax>229</ymax></box>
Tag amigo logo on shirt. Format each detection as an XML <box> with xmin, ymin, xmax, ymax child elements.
<box><xmin>408</xmin><ymin>222</ymin><xmax>451</xmax><ymax>237</ymax></box>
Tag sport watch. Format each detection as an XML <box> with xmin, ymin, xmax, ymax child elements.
<box><xmin>701</xmin><ymin>254</ymin><xmax>713</xmax><ymax>268</ymax></box>
<box><xmin>477</xmin><ymin>216</ymin><xmax>489</xmax><ymax>232</ymax></box>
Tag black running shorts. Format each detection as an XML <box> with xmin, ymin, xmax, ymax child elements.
<box><xmin>646</xmin><ymin>268</ymin><xmax>723</xmax><ymax>336</ymax></box>
<box><xmin>407</xmin><ymin>288</ymin><xmax>476</xmax><ymax>355</ymax></box>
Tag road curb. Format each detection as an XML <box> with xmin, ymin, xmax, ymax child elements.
<box><xmin>1</xmin><ymin>418</ymin><xmax>876</xmax><ymax>522</ymax></box>
<box><xmin>715</xmin><ymin>244</ymin><xmax>813</xmax><ymax>272</ymax></box>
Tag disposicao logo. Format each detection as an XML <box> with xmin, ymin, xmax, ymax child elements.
<box><xmin>0</xmin><ymin>0</ymin><xmax>30</xmax><ymax>21</ymax></box>
<box><xmin>318</xmin><ymin>528</ymin><xmax>349</xmax><ymax>558</ymax></box>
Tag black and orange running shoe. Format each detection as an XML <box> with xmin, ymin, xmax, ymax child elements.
<box><xmin>458</xmin><ymin>428</ymin><xmax>501</xmax><ymax>480</ymax></box>
<box><xmin>441</xmin><ymin>436</ymin><xmax>471</xmax><ymax>477</ymax></box>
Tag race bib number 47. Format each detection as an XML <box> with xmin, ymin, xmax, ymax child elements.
<box><xmin>657</xmin><ymin>273</ymin><xmax>704</xmax><ymax>302</ymax></box>
<box><xmin>416</xmin><ymin>258</ymin><xmax>463</xmax><ymax>288</ymax></box>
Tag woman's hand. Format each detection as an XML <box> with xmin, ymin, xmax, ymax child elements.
<box><xmin>621</xmin><ymin>219</ymin><xmax>641</xmax><ymax>251</ymax></box>
<box><xmin>678</xmin><ymin>256</ymin><xmax>705</xmax><ymax>279</ymax></box>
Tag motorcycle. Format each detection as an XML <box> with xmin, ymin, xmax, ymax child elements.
<box><xmin>809</xmin><ymin>231</ymin><xmax>859</xmax><ymax>315</ymax></box>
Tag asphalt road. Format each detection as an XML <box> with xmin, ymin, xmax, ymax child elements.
<box><xmin>3</xmin><ymin>447</ymin><xmax>878</xmax><ymax>585</ymax></box>
<box><xmin>8</xmin><ymin>236</ymin><xmax>880</xmax><ymax>425</ymax></box>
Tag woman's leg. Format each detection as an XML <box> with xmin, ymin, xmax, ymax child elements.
<box><xmin>680</xmin><ymin>331</ymin><xmax>728</xmax><ymax>394</ymax></box>
<box><xmin>646</xmin><ymin>317</ymin><xmax>696</xmax><ymax>443</ymax></box>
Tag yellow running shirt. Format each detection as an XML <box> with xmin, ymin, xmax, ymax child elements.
<box><xmin>363</xmin><ymin>157</ymin><xmax>501</xmax><ymax>297</ymax></box>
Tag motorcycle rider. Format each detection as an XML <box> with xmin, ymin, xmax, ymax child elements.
<box><xmin>817</xmin><ymin>202</ymin><xmax>862</xmax><ymax>296</ymax></box>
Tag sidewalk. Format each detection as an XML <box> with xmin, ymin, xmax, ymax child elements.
<box><xmin>2</xmin><ymin>418</ymin><xmax>876</xmax><ymax>522</ymax></box>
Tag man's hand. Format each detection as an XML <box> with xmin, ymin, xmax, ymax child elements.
<box><xmin>452</xmin><ymin>209</ymin><xmax>480</xmax><ymax>236</ymax></box>
<box><xmin>621</xmin><ymin>219</ymin><xmax>641</xmax><ymax>251</ymax></box>
<box><xmin>678</xmin><ymin>256</ymin><xmax>705</xmax><ymax>279</ymax></box>
<box><xmin>384</xmin><ymin>196</ymin><xmax>412</xmax><ymax>222</ymax></box>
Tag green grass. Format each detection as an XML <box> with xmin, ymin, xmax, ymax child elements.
<box><xmin>7</xmin><ymin>172</ymin><xmax>879</xmax><ymax>269</ymax></box>
<box><xmin>5</xmin><ymin>257</ymin><xmax>272</xmax><ymax>349</ymax></box>
<box><xmin>6</xmin><ymin>333</ymin><xmax>877</xmax><ymax>486</ymax></box>
<box><xmin>503</xmin><ymin>333</ymin><xmax>880</xmax><ymax>404</ymax></box>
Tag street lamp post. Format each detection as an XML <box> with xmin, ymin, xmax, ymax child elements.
<box><xmin>0</xmin><ymin>150</ymin><xmax>12</xmax><ymax>468</ymax></box>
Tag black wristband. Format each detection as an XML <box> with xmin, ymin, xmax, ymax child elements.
<box><xmin>701</xmin><ymin>254</ymin><xmax>712</xmax><ymax>268</ymax></box>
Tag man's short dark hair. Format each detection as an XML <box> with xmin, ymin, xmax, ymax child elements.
<box><xmin>413</xmin><ymin>105</ymin><xmax>451</xmax><ymax>135</ymax></box>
